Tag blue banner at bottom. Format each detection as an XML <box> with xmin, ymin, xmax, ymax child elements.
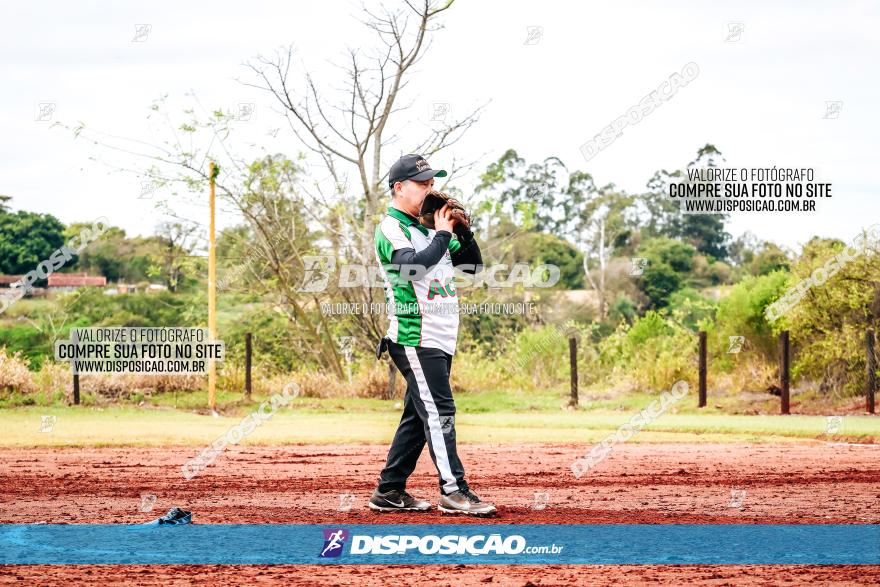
<box><xmin>1</xmin><ymin>524</ymin><xmax>878</xmax><ymax>565</ymax></box>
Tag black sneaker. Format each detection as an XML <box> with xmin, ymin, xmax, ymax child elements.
<box><xmin>156</xmin><ymin>507</ymin><xmax>192</xmax><ymax>525</ymax></box>
<box><xmin>438</xmin><ymin>489</ymin><xmax>496</xmax><ymax>516</ymax></box>
<box><xmin>368</xmin><ymin>489</ymin><xmax>431</xmax><ymax>512</ymax></box>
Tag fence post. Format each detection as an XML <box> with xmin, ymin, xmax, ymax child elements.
<box><xmin>72</xmin><ymin>329</ymin><xmax>80</xmax><ymax>405</ymax></box>
<box><xmin>780</xmin><ymin>331</ymin><xmax>790</xmax><ymax>414</ymax></box>
<box><xmin>244</xmin><ymin>332</ymin><xmax>252</xmax><ymax>398</ymax></box>
<box><xmin>698</xmin><ymin>331</ymin><xmax>707</xmax><ymax>408</ymax></box>
<box><xmin>867</xmin><ymin>329</ymin><xmax>876</xmax><ymax>414</ymax></box>
<box><xmin>569</xmin><ymin>336</ymin><xmax>579</xmax><ymax>407</ymax></box>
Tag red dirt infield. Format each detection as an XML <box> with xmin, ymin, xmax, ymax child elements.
<box><xmin>1</xmin><ymin>442</ymin><xmax>878</xmax><ymax>584</ymax></box>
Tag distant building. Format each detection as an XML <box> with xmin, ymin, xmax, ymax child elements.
<box><xmin>46</xmin><ymin>273</ymin><xmax>107</xmax><ymax>292</ymax></box>
<box><xmin>0</xmin><ymin>275</ymin><xmax>24</xmax><ymax>288</ymax></box>
<box><xmin>104</xmin><ymin>283</ymin><xmax>168</xmax><ymax>296</ymax></box>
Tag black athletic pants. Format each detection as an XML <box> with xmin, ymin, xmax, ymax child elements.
<box><xmin>377</xmin><ymin>342</ymin><xmax>468</xmax><ymax>496</ymax></box>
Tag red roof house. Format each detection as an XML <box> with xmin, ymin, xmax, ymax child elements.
<box><xmin>47</xmin><ymin>273</ymin><xmax>107</xmax><ymax>288</ymax></box>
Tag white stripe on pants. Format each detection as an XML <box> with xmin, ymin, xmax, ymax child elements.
<box><xmin>404</xmin><ymin>346</ymin><xmax>460</xmax><ymax>494</ymax></box>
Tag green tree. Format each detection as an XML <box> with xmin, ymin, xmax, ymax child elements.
<box><xmin>0</xmin><ymin>210</ymin><xmax>66</xmax><ymax>275</ymax></box>
<box><xmin>748</xmin><ymin>243</ymin><xmax>790</xmax><ymax>275</ymax></box>
<box><xmin>680</xmin><ymin>144</ymin><xmax>731</xmax><ymax>259</ymax></box>
<box><xmin>728</xmin><ymin>231</ymin><xmax>760</xmax><ymax>267</ymax></box>
<box><xmin>638</xmin><ymin>237</ymin><xmax>696</xmax><ymax>273</ymax></box>
<box><xmin>474</xmin><ymin>149</ymin><xmax>572</xmax><ymax>234</ymax></box>
<box><xmin>608</xmin><ymin>294</ymin><xmax>638</xmax><ymax>325</ymax></box>
<box><xmin>635</xmin><ymin>238</ymin><xmax>697</xmax><ymax>309</ymax></box>
<box><xmin>639</xmin><ymin>144</ymin><xmax>731</xmax><ymax>260</ymax></box>
<box><xmin>65</xmin><ymin>223</ymin><xmax>125</xmax><ymax>279</ymax></box>
<box><xmin>680</xmin><ymin>214</ymin><xmax>729</xmax><ymax>260</ymax></box>
<box><xmin>506</xmin><ymin>232</ymin><xmax>584</xmax><ymax>289</ymax></box>
<box><xmin>728</xmin><ymin>231</ymin><xmax>790</xmax><ymax>277</ymax></box>
<box><xmin>640</xmin><ymin>169</ymin><xmax>684</xmax><ymax>239</ymax></box>
<box><xmin>154</xmin><ymin>222</ymin><xmax>200</xmax><ymax>292</ymax></box>
<box><xmin>639</xmin><ymin>263</ymin><xmax>681</xmax><ymax>309</ymax></box>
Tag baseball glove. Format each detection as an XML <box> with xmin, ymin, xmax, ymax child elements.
<box><xmin>418</xmin><ymin>190</ymin><xmax>473</xmax><ymax>239</ymax></box>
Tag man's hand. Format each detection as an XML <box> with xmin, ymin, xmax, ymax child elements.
<box><xmin>434</xmin><ymin>204</ymin><xmax>457</xmax><ymax>233</ymax></box>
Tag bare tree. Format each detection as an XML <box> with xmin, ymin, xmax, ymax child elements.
<box><xmin>244</xmin><ymin>1</ymin><xmax>481</xmax><ymax>231</ymax></box>
<box><xmin>54</xmin><ymin>0</ymin><xmax>487</xmax><ymax>377</ymax></box>
<box><xmin>576</xmin><ymin>188</ymin><xmax>636</xmax><ymax>321</ymax></box>
<box><xmin>231</xmin><ymin>155</ymin><xmax>347</xmax><ymax>376</ymax></box>
<box><xmin>156</xmin><ymin>222</ymin><xmax>200</xmax><ymax>292</ymax></box>
<box><xmin>241</xmin><ymin>0</ymin><xmax>486</xmax><ymax>345</ymax></box>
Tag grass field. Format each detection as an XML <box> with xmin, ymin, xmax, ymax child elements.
<box><xmin>2</xmin><ymin>392</ymin><xmax>877</xmax><ymax>447</ymax></box>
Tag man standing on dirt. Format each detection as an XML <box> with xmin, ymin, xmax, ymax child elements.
<box><xmin>369</xmin><ymin>153</ymin><xmax>495</xmax><ymax>516</ymax></box>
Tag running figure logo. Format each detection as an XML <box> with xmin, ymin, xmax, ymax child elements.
<box><xmin>319</xmin><ymin>529</ymin><xmax>349</xmax><ymax>558</ymax></box>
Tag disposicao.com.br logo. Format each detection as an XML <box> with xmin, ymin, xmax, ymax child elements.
<box><xmin>319</xmin><ymin>529</ymin><xmax>349</xmax><ymax>558</ymax></box>
<box><xmin>318</xmin><ymin>529</ymin><xmax>563</xmax><ymax>558</ymax></box>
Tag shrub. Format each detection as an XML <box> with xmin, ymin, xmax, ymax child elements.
<box><xmin>667</xmin><ymin>288</ymin><xmax>717</xmax><ymax>330</ymax></box>
<box><xmin>79</xmin><ymin>372</ymin><xmax>203</xmax><ymax>399</ymax></box>
<box><xmin>32</xmin><ymin>361</ymin><xmax>71</xmax><ymax>402</ymax></box>
<box><xmin>0</xmin><ymin>325</ymin><xmax>51</xmax><ymax>369</ymax></box>
<box><xmin>608</xmin><ymin>295</ymin><xmax>638</xmax><ymax>325</ymax></box>
<box><xmin>506</xmin><ymin>322</ymin><xmax>578</xmax><ymax>388</ymax></box>
<box><xmin>597</xmin><ymin>312</ymin><xmax>693</xmax><ymax>392</ymax></box>
<box><xmin>782</xmin><ymin>235</ymin><xmax>880</xmax><ymax>396</ymax></box>
<box><xmin>707</xmin><ymin>271</ymin><xmax>789</xmax><ymax>360</ymax></box>
<box><xmin>0</xmin><ymin>348</ymin><xmax>35</xmax><ymax>394</ymax></box>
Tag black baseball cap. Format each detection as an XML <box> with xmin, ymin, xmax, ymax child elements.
<box><xmin>388</xmin><ymin>154</ymin><xmax>447</xmax><ymax>188</ymax></box>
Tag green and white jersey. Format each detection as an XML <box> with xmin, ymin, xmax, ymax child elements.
<box><xmin>375</xmin><ymin>207</ymin><xmax>462</xmax><ymax>355</ymax></box>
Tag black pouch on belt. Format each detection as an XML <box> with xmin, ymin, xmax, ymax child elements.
<box><xmin>375</xmin><ymin>337</ymin><xmax>390</xmax><ymax>360</ymax></box>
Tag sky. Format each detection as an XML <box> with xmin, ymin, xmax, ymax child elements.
<box><xmin>2</xmin><ymin>0</ymin><xmax>878</xmax><ymax>252</ymax></box>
